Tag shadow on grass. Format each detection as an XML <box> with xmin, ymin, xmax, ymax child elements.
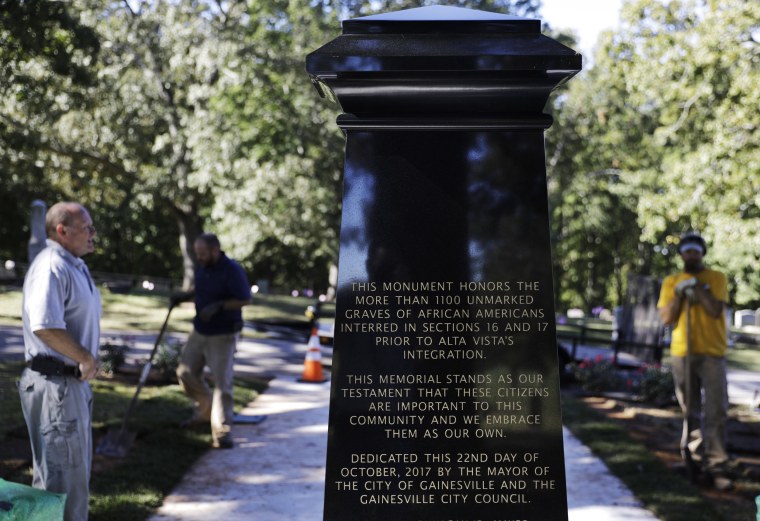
<box><xmin>90</xmin><ymin>428</ymin><xmax>211</xmax><ymax>521</ymax></box>
<box><xmin>90</xmin><ymin>376</ymin><xmax>268</xmax><ymax>520</ymax></box>
<box><xmin>562</xmin><ymin>394</ymin><xmax>734</xmax><ymax>521</ymax></box>
<box><xmin>0</xmin><ymin>361</ymin><xmax>25</xmax><ymax>440</ymax></box>
<box><xmin>1</xmin><ymin>369</ymin><xmax>268</xmax><ymax>521</ymax></box>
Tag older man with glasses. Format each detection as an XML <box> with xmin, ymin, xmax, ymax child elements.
<box><xmin>18</xmin><ymin>201</ymin><xmax>101</xmax><ymax>520</ymax></box>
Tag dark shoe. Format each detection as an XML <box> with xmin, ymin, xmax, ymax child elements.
<box><xmin>707</xmin><ymin>459</ymin><xmax>740</xmax><ymax>490</ymax></box>
<box><xmin>711</xmin><ymin>473</ymin><xmax>734</xmax><ymax>491</ymax></box>
<box><xmin>673</xmin><ymin>458</ymin><xmax>704</xmax><ymax>484</ymax></box>
<box><xmin>723</xmin><ymin>458</ymin><xmax>747</xmax><ymax>478</ymax></box>
<box><xmin>213</xmin><ymin>436</ymin><xmax>234</xmax><ymax>449</ymax></box>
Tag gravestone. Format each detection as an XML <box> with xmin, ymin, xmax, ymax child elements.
<box><xmin>616</xmin><ymin>274</ymin><xmax>665</xmax><ymax>363</ymax></box>
<box><xmin>28</xmin><ymin>200</ymin><xmax>47</xmax><ymax>264</ymax></box>
<box><xmin>735</xmin><ymin>309</ymin><xmax>756</xmax><ymax>328</ymax></box>
<box><xmin>307</xmin><ymin>6</ymin><xmax>581</xmax><ymax>520</ymax></box>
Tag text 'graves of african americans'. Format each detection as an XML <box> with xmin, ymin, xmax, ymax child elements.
<box><xmin>333</xmin><ymin>280</ymin><xmax>558</xmax><ymax>508</ymax></box>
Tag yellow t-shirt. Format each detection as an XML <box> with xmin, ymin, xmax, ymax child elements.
<box><xmin>657</xmin><ymin>268</ymin><xmax>728</xmax><ymax>357</ymax></box>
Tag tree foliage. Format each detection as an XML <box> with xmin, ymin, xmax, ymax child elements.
<box><xmin>340</xmin><ymin>0</ymin><xmax>539</xmax><ymax>17</ymax></box>
<box><xmin>547</xmin><ymin>0</ymin><xmax>759</xmax><ymax>308</ymax></box>
<box><xmin>0</xmin><ymin>0</ymin><xmax>100</xmax><ymax>265</ymax></box>
<box><xmin>0</xmin><ymin>0</ymin><xmax>541</xmax><ymax>290</ymax></box>
<box><xmin>5</xmin><ymin>0</ymin><xmax>754</xmax><ymax>308</ymax></box>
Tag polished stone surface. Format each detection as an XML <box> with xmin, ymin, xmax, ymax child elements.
<box><xmin>309</xmin><ymin>6</ymin><xmax>581</xmax><ymax>520</ymax></box>
<box><xmin>323</xmin><ymin>129</ymin><xmax>567</xmax><ymax>519</ymax></box>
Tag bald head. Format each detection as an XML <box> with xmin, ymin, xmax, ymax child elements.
<box><xmin>46</xmin><ymin>202</ymin><xmax>96</xmax><ymax>257</ymax></box>
<box><xmin>46</xmin><ymin>202</ymin><xmax>86</xmax><ymax>237</ymax></box>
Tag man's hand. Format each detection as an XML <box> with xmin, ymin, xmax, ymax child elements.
<box><xmin>34</xmin><ymin>328</ymin><xmax>100</xmax><ymax>381</ymax></box>
<box><xmin>675</xmin><ymin>278</ymin><xmax>698</xmax><ymax>299</ymax></box>
<box><xmin>78</xmin><ymin>352</ymin><xmax>99</xmax><ymax>381</ymax></box>
<box><xmin>199</xmin><ymin>301</ymin><xmax>224</xmax><ymax>322</ymax></box>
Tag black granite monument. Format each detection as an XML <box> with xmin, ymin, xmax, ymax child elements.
<box><xmin>307</xmin><ymin>6</ymin><xmax>581</xmax><ymax>520</ymax></box>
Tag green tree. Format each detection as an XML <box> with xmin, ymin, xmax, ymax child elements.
<box><xmin>210</xmin><ymin>0</ymin><xmax>544</xmax><ymax>291</ymax></box>
<box><xmin>202</xmin><ymin>0</ymin><xmax>345</xmax><ymax>290</ymax></box>
<box><xmin>2</xmin><ymin>0</ymin><xmax>241</xmax><ymax>285</ymax></box>
<box><xmin>622</xmin><ymin>0</ymin><xmax>760</xmax><ymax>305</ymax></box>
<box><xmin>0</xmin><ymin>0</ymin><xmax>99</xmax><ymax>263</ymax></box>
<box><xmin>547</xmin><ymin>80</ymin><xmax>645</xmax><ymax>309</ymax></box>
<box><xmin>0</xmin><ymin>0</ymin><xmax>198</xmax><ymax>279</ymax></box>
<box><xmin>547</xmin><ymin>0</ymin><xmax>759</xmax><ymax>309</ymax></box>
<box><xmin>2</xmin><ymin>0</ymin><xmax>546</xmax><ymax>290</ymax></box>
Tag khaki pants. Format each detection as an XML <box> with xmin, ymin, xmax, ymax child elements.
<box><xmin>17</xmin><ymin>368</ymin><xmax>93</xmax><ymax>521</ymax></box>
<box><xmin>176</xmin><ymin>330</ymin><xmax>236</xmax><ymax>442</ymax></box>
<box><xmin>671</xmin><ymin>355</ymin><xmax>729</xmax><ymax>471</ymax></box>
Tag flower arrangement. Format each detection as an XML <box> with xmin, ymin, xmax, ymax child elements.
<box><xmin>152</xmin><ymin>339</ymin><xmax>183</xmax><ymax>382</ymax></box>
<box><xmin>633</xmin><ymin>363</ymin><xmax>675</xmax><ymax>405</ymax></box>
<box><xmin>574</xmin><ymin>355</ymin><xmax>620</xmax><ymax>392</ymax></box>
<box><xmin>573</xmin><ymin>355</ymin><xmax>675</xmax><ymax>405</ymax></box>
<box><xmin>99</xmin><ymin>335</ymin><xmax>134</xmax><ymax>375</ymax></box>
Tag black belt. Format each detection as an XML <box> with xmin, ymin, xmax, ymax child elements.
<box><xmin>27</xmin><ymin>356</ymin><xmax>82</xmax><ymax>378</ymax></box>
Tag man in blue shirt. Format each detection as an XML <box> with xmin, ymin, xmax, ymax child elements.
<box><xmin>175</xmin><ymin>233</ymin><xmax>251</xmax><ymax>448</ymax></box>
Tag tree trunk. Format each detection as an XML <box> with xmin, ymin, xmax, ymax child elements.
<box><xmin>176</xmin><ymin>209</ymin><xmax>204</xmax><ymax>290</ymax></box>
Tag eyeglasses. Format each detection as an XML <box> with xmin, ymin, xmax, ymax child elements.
<box><xmin>67</xmin><ymin>223</ymin><xmax>97</xmax><ymax>235</ymax></box>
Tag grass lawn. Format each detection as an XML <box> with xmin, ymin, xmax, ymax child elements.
<box><xmin>561</xmin><ymin>394</ymin><xmax>743</xmax><ymax>521</ymax></box>
<box><xmin>653</xmin><ymin>341</ymin><xmax>760</xmax><ymax>374</ymax></box>
<box><xmin>0</xmin><ymin>286</ymin><xmax>22</xmax><ymax>325</ymax></box>
<box><xmin>556</xmin><ymin>317</ymin><xmax>615</xmax><ymax>347</ymax></box>
<box><xmin>0</xmin><ymin>286</ymin><xmax>283</xmax><ymax>520</ymax></box>
<box><xmin>1</xmin><ymin>358</ymin><xmax>267</xmax><ymax>521</ymax></box>
<box><xmin>727</xmin><ymin>341</ymin><xmax>760</xmax><ymax>373</ymax></box>
<box><xmin>0</xmin><ymin>285</ymin><xmax>318</xmax><ymax>331</ymax></box>
<box><xmin>87</xmin><ymin>376</ymin><xmax>266</xmax><ymax>521</ymax></box>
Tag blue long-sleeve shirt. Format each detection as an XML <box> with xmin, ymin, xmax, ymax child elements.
<box><xmin>194</xmin><ymin>253</ymin><xmax>250</xmax><ymax>335</ymax></box>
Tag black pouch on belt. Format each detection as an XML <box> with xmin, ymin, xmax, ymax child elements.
<box><xmin>30</xmin><ymin>356</ymin><xmax>82</xmax><ymax>378</ymax></box>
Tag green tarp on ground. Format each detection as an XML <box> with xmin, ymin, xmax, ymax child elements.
<box><xmin>0</xmin><ymin>479</ymin><xmax>65</xmax><ymax>521</ymax></box>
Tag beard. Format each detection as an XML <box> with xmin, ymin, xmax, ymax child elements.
<box><xmin>683</xmin><ymin>259</ymin><xmax>703</xmax><ymax>273</ymax></box>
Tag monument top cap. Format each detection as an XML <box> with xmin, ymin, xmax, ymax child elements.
<box><xmin>307</xmin><ymin>4</ymin><xmax>581</xmax><ymax>118</ymax></box>
<box><xmin>343</xmin><ymin>5</ymin><xmax>538</xmax><ymax>34</ymax></box>
<box><xmin>351</xmin><ymin>5</ymin><xmax>526</xmax><ymax>22</ymax></box>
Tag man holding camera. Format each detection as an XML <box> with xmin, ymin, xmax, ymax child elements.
<box><xmin>19</xmin><ymin>202</ymin><xmax>101</xmax><ymax>520</ymax></box>
<box><xmin>657</xmin><ymin>232</ymin><xmax>732</xmax><ymax>490</ymax></box>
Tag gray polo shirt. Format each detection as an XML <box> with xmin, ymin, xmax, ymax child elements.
<box><xmin>22</xmin><ymin>239</ymin><xmax>101</xmax><ymax>363</ymax></box>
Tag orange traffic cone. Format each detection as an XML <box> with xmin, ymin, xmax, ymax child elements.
<box><xmin>299</xmin><ymin>327</ymin><xmax>328</xmax><ymax>383</ymax></box>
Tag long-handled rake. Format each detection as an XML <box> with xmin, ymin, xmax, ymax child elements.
<box><xmin>96</xmin><ymin>302</ymin><xmax>175</xmax><ymax>458</ymax></box>
<box><xmin>682</xmin><ymin>297</ymin><xmax>700</xmax><ymax>482</ymax></box>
